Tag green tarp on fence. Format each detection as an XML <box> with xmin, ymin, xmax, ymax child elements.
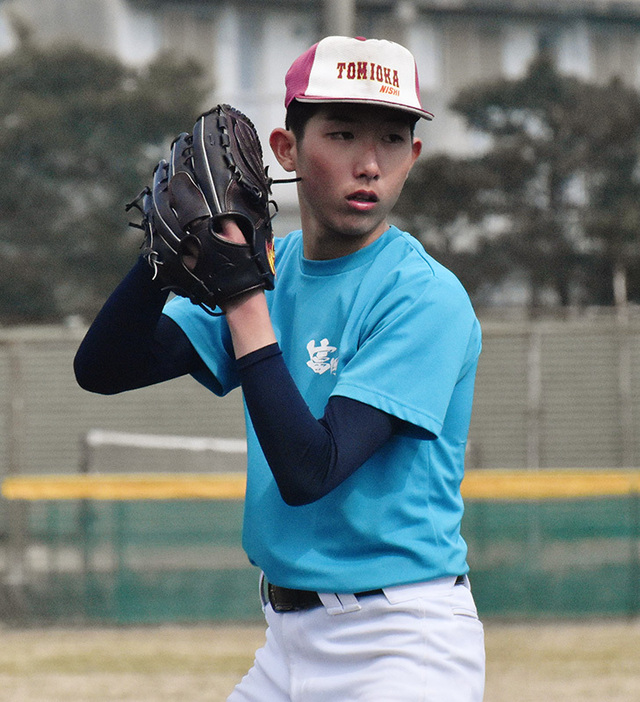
<box><xmin>10</xmin><ymin>494</ymin><xmax>639</xmax><ymax>624</ymax></box>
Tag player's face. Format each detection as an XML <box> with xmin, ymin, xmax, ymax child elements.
<box><xmin>271</xmin><ymin>104</ymin><xmax>422</xmax><ymax>259</ymax></box>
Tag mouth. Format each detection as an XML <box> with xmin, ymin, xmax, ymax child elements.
<box><xmin>346</xmin><ymin>191</ymin><xmax>379</xmax><ymax>210</ymax></box>
<box><xmin>347</xmin><ymin>190</ymin><xmax>379</xmax><ymax>203</ymax></box>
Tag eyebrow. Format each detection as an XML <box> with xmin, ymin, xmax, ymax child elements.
<box><xmin>323</xmin><ymin>108</ymin><xmax>411</xmax><ymax>129</ymax></box>
<box><xmin>323</xmin><ymin>109</ymin><xmax>357</xmax><ymax>123</ymax></box>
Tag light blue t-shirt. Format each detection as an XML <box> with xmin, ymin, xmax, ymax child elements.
<box><xmin>164</xmin><ymin>226</ymin><xmax>481</xmax><ymax>592</ymax></box>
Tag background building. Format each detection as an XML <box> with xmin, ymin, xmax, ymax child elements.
<box><xmin>4</xmin><ymin>0</ymin><xmax>640</xmax><ymax>231</ymax></box>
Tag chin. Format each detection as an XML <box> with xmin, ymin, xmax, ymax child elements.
<box><xmin>342</xmin><ymin>219</ymin><xmax>387</xmax><ymax>240</ymax></box>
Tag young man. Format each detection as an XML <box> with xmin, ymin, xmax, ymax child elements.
<box><xmin>75</xmin><ymin>36</ymin><xmax>485</xmax><ymax>701</ymax></box>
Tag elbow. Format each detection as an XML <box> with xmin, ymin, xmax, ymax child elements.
<box><xmin>280</xmin><ymin>491</ymin><xmax>310</xmax><ymax>508</ymax></box>
<box><xmin>73</xmin><ymin>354</ymin><xmax>121</xmax><ymax>395</ymax></box>
<box><xmin>277</xmin><ymin>479</ymin><xmax>323</xmax><ymax>507</ymax></box>
<box><xmin>281</xmin><ymin>492</ymin><xmax>314</xmax><ymax>508</ymax></box>
<box><xmin>73</xmin><ymin>355</ymin><xmax>96</xmax><ymax>392</ymax></box>
<box><xmin>269</xmin><ymin>446</ymin><xmax>334</xmax><ymax>507</ymax></box>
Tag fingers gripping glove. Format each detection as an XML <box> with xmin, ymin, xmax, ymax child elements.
<box><xmin>128</xmin><ymin>105</ymin><xmax>276</xmax><ymax>314</ymax></box>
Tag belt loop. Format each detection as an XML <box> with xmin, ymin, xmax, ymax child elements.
<box><xmin>318</xmin><ymin>592</ymin><xmax>362</xmax><ymax>615</ymax></box>
<box><xmin>259</xmin><ymin>572</ymin><xmax>269</xmax><ymax>610</ymax></box>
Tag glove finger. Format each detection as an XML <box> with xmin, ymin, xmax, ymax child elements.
<box><xmin>192</xmin><ymin>105</ymin><xmax>269</xmax><ymax>209</ymax></box>
<box><xmin>169</xmin><ymin>132</ymin><xmax>195</xmax><ymax>179</ymax></box>
<box><xmin>151</xmin><ymin>160</ymin><xmax>182</xmax><ymax>247</ymax></box>
<box><xmin>192</xmin><ymin>107</ymin><xmax>226</xmax><ymax>213</ymax></box>
<box><xmin>224</xmin><ymin>106</ymin><xmax>271</xmax><ymax>202</ymax></box>
<box><xmin>168</xmin><ymin>171</ymin><xmax>212</xmax><ymax>231</ymax></box>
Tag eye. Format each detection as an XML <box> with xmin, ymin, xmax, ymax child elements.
<box><xmin>328</xmin><ymin>131</ymin><xmax>355</xmax><ymax>140</ymax></box>
<box><xmin>383</xmin><ymin>132</ymin><xmax>406</xmax><ymax>144</ymax></box>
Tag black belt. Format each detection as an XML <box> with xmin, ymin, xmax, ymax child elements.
<box><xmin>267</xmin><ymin>575</ymin><xmax>465</xmax><ymax>613</ymax></box>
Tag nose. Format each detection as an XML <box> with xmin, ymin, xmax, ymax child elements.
<box><xmin>354</xmin><ymin>142</ymin><xmax>381</xmax><ymax>180</ymax></box>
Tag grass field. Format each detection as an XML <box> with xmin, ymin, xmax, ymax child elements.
<box><xmin>0</xmin><ymin>620</ymin><xmax>638</xmax><ymax>701</ymax></box>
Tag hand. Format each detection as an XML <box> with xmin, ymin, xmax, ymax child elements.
<box><xmin>218</xmin><ymin>217</ymin><xmax>247</xmax><ymax>245</ymax></box>
<box><xmin>181</xmin><ymin>217</ymin><xmax>246</xmax><ymax>271</ymax></box>
<box><xmin>215</xmin><ymin>217</ymin><xmax>266</xmax><ymax>313</ymax></box>
<box><xmin>220</xmin><ymin>216</ymin><xmax>277</xmax><ymax>355</ymax></box>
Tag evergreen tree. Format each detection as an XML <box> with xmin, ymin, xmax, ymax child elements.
<box><xmin>0</xmin><ymin>27</ymin><xmax>208</xmax><ymax>323</ymax></box>
<box><xmin>397</xmin><ymin>52</ymin><xmax>640</xmax><ymax>311</ymax></box>
<box><xmin>581</xmin><ymin>77</ymin><xmax>640</xmax><ymax>306</ymax></box>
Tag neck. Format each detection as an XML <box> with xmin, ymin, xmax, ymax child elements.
<box><xmin>302</xmin><ymin>221</ymin><xmax>389</xmax><ymax>261</ymax></box>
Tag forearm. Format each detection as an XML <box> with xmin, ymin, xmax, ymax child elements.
<box><xmin>224</xmin><ymin>289</ymin><xmax>277</xmax><ymax>358</ymax></box>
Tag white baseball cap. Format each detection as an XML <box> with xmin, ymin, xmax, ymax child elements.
<box><xmin>285</xmin><ymin>35</ymin><xmax>433</xmax><ymax>121</ymax></box>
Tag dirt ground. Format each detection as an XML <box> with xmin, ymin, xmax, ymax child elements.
<box><xmin>0</xmin><ymin>619</ymin><xmax>638</xmax><ymax>701</ymax></box>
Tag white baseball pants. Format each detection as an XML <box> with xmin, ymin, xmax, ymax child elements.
<box><xmin>227</xmin><ymin>575</ymin><xmax>485</xmax><ymax>701</ymax></box>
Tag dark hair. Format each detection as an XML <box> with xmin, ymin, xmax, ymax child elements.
<box><xmin>285</xmin><ymin>100</ymin><xmax>321</xmax><ymax>141</ymax></box>
<box><xmin>285</xmin><ymin>99</ymin><xmax>419</xmax><ymax>141</ymax></box>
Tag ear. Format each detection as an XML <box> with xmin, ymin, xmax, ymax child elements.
<box><xmin>269</xmin><ymin>128</ymin><xmax>297</xmax><ymax>173</ymax></box>
<box><xmin>403</xmin><ymin>138</ymin><xmax>422</xmax><ymax>182</ymax></box>
<box><xmin>411</xmin><ymin>137</ymin><xmax>422</xmax><ymax>164</ymax></box>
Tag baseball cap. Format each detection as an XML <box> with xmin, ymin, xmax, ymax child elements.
<box><xmin>285</xmin><ymin>35</ymin><xmax>433</xmax><ymax>121</ymax></box>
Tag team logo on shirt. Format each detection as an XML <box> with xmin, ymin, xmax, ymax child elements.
<box><xmin>306</xmin><ymin>338</ymin><xmax>338</xmax><ymax>375</ymax></box>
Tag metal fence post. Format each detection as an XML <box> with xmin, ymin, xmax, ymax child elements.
<box><xmin>4</xmin><ymin>339</ymin><xmax>28</xmax><ymax>622</ymax></box>
<box><xmin>617</xmin><ymin>310</ymin><xmax>634</xmax><ymax>468</ymax></box>
<box><xmin>527</xmin><ymin>326</ymin><xmax>542</xmax><ymax>469</ymax></box>
<box><xmin>629</xmin><ymin>490</ymin><xmax>640</xmax><ymax>618</ymax></box>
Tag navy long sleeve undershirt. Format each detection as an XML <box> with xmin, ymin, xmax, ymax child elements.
<box><xmin>73</xmin><ymin>258</ymin><xmax>207</xmax><ymax>393</ymax></box>
<box><xmin>74</xmin><ymin>258</ymin><xmax>401</xmax><ymax>505</ymax></box>
<box><xmin>237</xmin><ymin>344</ymin><xmax>401</xmax><ymax>505</ymax></box>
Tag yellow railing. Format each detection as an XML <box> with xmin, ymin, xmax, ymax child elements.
<box><xmin>463</xmin><ymin>469</ymin><xmax>640</xmax><ymax>500</ymax></box>
<box><xmin>1</xmin><ymin>473</ymin><xmax>247</xmax><ymax>501</ymax></box>
<box><xmin>3</xmin><ymin>469</ymin><xmax>640</xmax><ymax>501</ymax></box>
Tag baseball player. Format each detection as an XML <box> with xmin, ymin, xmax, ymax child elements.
<box><xmin>75</xmin><ymin>36</ymin><xmax>485</xmax><ymax>701</ymax></box>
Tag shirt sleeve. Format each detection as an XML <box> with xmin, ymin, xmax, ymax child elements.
<box><xmin>162</xmin><ymin>295</ymin><xmax>240</xmax><ymax>396</ymax></box>
<box><xmin>332</xmin><ymin>272</ymin><xmax>481</xmax><ymax>438</ymax></box>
